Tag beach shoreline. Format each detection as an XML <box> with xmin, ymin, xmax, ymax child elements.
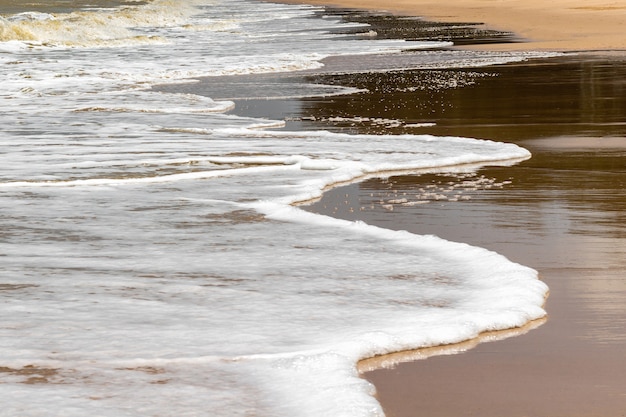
<box><xmin>274</xmin><ymin>0</ymin><xmax>626</xmax><ymax>51</ymax></box>
<box><xmin>252</xmin><ymin>2</ymin><xmax>626</xmax><ymax>415</ymax></box>
<box><xmin>191</xmin><ymin>49</ymin><xmax>625</xmax><ymax>416</ymax></box>
<box><xmin>5</xmin><ymin>1</ymin><xmax>621</xmax><ymax>415</ymax></box>
<box><xmin>153</xmin><ymin>3</ymin><xmax>626</xmax><ymax>415</ymax></box>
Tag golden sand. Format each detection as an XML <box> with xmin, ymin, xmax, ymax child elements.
<box><xmin>278</xmin><ymin>0</ymin><xmax>626</xmax><ymax>51</ymax></box>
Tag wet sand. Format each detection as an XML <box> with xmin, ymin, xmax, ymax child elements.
<box><xmin>301</xmin><ymin>54</ymin><xmax>626</xmax><ymax>416</ymax></box>
<box><xmin>277</xmin><ymin>0</ymin><xmax>626</xmax><ymax>51</ymax></box>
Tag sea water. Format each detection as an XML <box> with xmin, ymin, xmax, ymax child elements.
<box><xmin>1</xmin><ymin>1</ymin><xmax>550</xmax><ymax>416</ymax></box>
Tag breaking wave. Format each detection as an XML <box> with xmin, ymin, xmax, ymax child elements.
<box><xmin>0</xmin><ymin>0</ymin><xmax>206</xmax><ymax>46</ymax></box>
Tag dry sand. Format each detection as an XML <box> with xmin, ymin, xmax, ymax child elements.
<box><xmin>279</xmin><ymin>0</ymin><xmax>626</xmax><ymax>51</ymax></box>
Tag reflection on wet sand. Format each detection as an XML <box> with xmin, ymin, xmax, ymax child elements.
<box><xmin>300</xmin><ymin>54</ymin><xmax>626</xmax><ymax>140</ymax></box>
<box><xmin>304</xmin><ymin>54</ymin><xmax>625</xmax><ymax>416</ymax></box>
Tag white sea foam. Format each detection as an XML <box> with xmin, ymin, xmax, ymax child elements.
<box><xmin>0</xmin><ymin>0</ymin><xmax>205</xmax><ymax>46</ymax></box>
<box><xmin>0</xmin><ymin>1</ymin><xmax>549</xmax><ymax>416</ymax></box>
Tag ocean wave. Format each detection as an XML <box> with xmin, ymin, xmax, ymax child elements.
<box><xmin>0</xmin><ymin>0</ymin><xmax>204</xmax><ymax>46</ymax></box>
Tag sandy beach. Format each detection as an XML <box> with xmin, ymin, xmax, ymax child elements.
<box><xmin>279</xmin><ymin>0</ymin><xmax>626</xmax><ymax>51</ymax></box>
